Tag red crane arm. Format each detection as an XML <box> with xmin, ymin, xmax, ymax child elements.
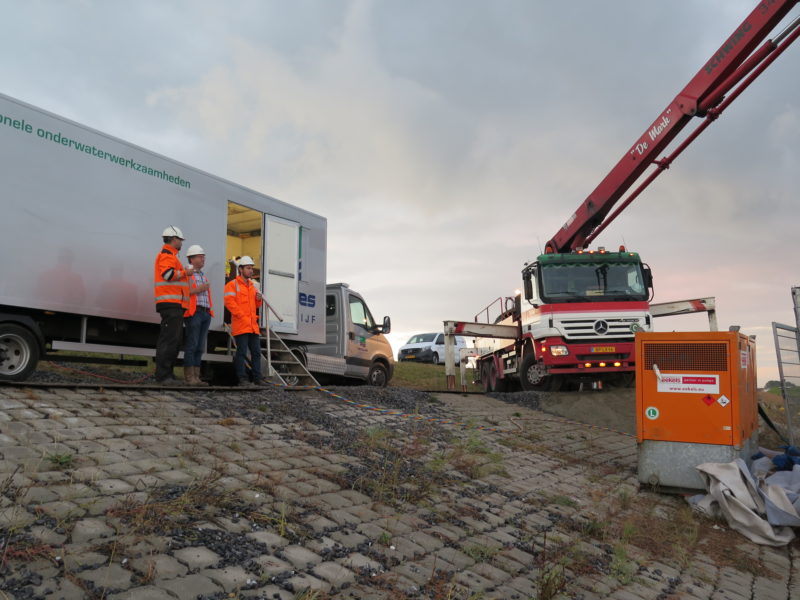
<box><xmin>545</xmin><ymin>0</ymin><xmax>800</xmax><ymax>254</ymax></box>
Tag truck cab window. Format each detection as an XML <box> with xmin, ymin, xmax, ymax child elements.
<box><xmin>349</xmin><ymin>295</ymin><xmax>375</xmax><ymax>330</ymax></box>
<box><xmin>326</xmin><ymin>295</ymin><xmax>336</xmax><ymax>317</ymax></box>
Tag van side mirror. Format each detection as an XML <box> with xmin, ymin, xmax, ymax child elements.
<box><xmin>381</xmin><ymin>316</ymin><xmax>391</xmax><ymax>334</ymax></box>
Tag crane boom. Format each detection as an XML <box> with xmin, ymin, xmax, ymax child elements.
<box><xmin>545</xmin><ymin>0</ymin><xmax>800</xmax><ymax>254</ymax></box>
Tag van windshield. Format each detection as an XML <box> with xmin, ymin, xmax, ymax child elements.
<box><xmin>407</xmin><ymin>333</ymin><xmax>436</xmax><ymax>344</ymax></box>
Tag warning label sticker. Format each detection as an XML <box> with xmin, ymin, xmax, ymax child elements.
<box><xmin>657</xmin><ymin>374</ymin><xmax>720</xmax><ymax>394</ymax></box>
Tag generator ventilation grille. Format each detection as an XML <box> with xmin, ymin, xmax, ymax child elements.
<box><xmin>643</xmin><ymin>343</ymin><xmax>728</xmax><ymax>372</ymax></box>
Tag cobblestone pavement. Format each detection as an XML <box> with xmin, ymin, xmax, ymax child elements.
<box><xmin>1</xmin><ymin>384</ymin><xmax>798</xmax><ymax>599</ymax></box>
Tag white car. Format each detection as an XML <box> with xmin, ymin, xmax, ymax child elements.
<box><xmin>398</xmin><ymin>333</ymin><xmax>467</xmax><ymax>365</ymax></box>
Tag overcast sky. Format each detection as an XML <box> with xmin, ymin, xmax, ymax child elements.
<box><xmin>3</xmin><ymin>0</ymin><xmax>799</xmax><ymax>384</ymax></box>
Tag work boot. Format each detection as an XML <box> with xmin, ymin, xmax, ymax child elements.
<box><xmin>183</xmin><ymin>368</ymin><xmax>193</xmax><ymax>385</ymax></box>
<box><xmin>191</xmin><ymin>366</ymin><xmax>209</xmax><ymax>387</ymax></box>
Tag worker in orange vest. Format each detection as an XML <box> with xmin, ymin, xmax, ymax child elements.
<box><xmin>183</xmin><ymin>244</ymin><xmax>213</xmax><ymax>386</ymax></box>
<box><xmin>223</xmin><ymin>256</ymin><xmax>265</xmax><ymax>386</ymax></box>
<box><xmin>154</xmin><ymin>226</ymin><xmax>191</xmax><ymax>384</ymax></box>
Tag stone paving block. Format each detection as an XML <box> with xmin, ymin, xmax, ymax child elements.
<box><xmin>285</xmin><ymin>572</ymin><xmax>331</xmax><ymax>594</ymax></box>
<box><xmin>434</xmin><ymin>547</ymin><xmax>475</xmax><ymax>571</ymax></box>
<box><xmin>246</xmin><ymin>530</ymin><xmax>289</xmax><ymax>550</ymax></box>
<box><xmin>426</xmin><ymin>523</ymin><xmax>466</xmax><ymax>544</ymax></box>
<box><xmin>102</xmin><ymin>462</ymin><xmax>142</xmax><ymax>477</ymax></box>
<box><xmin>330</xmin><ymin>529</ymin><xmax>369</xmax><ymax>549</ymax></box>
<box><xmin>1</xmin><ymin>445</ymin><xmax>41</xmax><ymax>460</ymax></box>
<box><xmin>281</xmin><ymin>544</ymin><xmax>323</xmax><ymax>569</ymax></box>
<box><xmin>107</xmin><ymin>585</ymin><xmax>176</xmax><ymax>600</ymax></box>
<box><xmin>200</xmin><ymin>565</ymin><xmax>258</xmax><ymax>592</ymax></box>
<box><xmin>252</xmin><ymin>553</ymin><xmax>294</xmax><ymax>577</ymax></box>
<box><xmin>124</xmin><ymin>474</ymin><xmax>163</xmax><ymax>490</ymax></box>
<box><xmin>94</xmin><ymin>478</ymin><xmax>136</xmax><ymax>495</ymax></box>
<box><xmin>455</xmin><ymin>568</ymin><xmax>494</xmax><ymax>593</ymax></box>
<box><xmin>339</xmin><ymin>552</ymin><xmax>384</xmax><ymax>573</ymax></box>
<box><xmin>70</xmin><ymin>517</ymin><xmax>116</xmax><ymax>543</ymax></box>
<box><xmin>173</xmin><ymin>546</ymin><xmax>222</xmax><ymax>570</ymax></box>
<box><xmin>76</xmin><ymin>563</ymin><xmax>133</xmax><ymax>592</ymax></box>
<box><xmin>338</xmin><ymin>489</ymin><xmax>373</xmax><ymax>505</ymax></box>
<box><xmin>96</xmin><ymin>438</ymin><xmax>139</xmax><ymax>453</ymax></box>
<box><xmin>392</xmin><ymin>561</ymin><xmax>434</xmax><ymax>587</ymax></box>
<box><xmin>240</xmin><ymin>585</ymin><xmax>294</xmax><ymax>599</ymax></box>
<box><xmin>344</xmin><ymin>504</ymin><xmax>382</xmax><ymax>522</ymax></box>
<box><xmin>272</xmin><ymin>485</ymin><xmax>301</xmax><ymax>501</ymax></box>
<box><xmin>304</xmin><ymin>513</ymin><xmax>340</xmax><ymax>533</ymax></box>
<box><xmin>470</xmin><ymin>561</ymin><xmax>512</xmax><ymax>585</ymax></box>
<box><xmin>130</xmin><ymin>554</ymin><xmax>188</xmax><ymax>580</ymax></box>
<box><xmin>158</xmin><ymin>574</ymin><xmax>223</xmax><ymax>600</ymax></box>
<box><xmin>35</xmin><ymin>500</ymin><xmax>86</xmax><ymax>521</ymax></box>
<box><xmin>312</xmin><ymin>560</ymin><xmax>356</xmax><ymax>588</ymax></box>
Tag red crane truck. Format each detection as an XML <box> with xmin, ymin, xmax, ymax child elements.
<box><xmin>446</xmin><ymin>0</ymin><xmax>800</xmax><ymax>392</ymax></box>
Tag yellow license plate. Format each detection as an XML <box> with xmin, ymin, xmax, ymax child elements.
<box><xmin>406</xmin><ymin>355</ymin><xmax>416</xmax><ymax>360</ymax></box>
<box><xmin>591</xmin><ymin>346</ymin><xmax>615</xmax><ymax>353</ymax></box>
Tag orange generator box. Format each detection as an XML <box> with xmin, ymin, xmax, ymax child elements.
<box><xmin>635</xmin><ymin>331</ymin><xmax>758</xmax><ymax>491</ymax></box>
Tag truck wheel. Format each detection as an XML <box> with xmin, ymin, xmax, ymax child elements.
<box><xmin>367</xmin><ymin>362</ymin><xmax>389</xmax><ymax>387</ymax></box>
<box><xmin>431</xmin><ymin>352</ymin><xmax>439</xmax><ymax>365</ymax></box>
<box><xmin>0</xmin><ymin>324</ymin><xmax>39</xmax><ymax>382</ymax></box>
<box><xmin>520</xmin><ymin>353</ymin><xmax>549</xmax><ymax>391</ymax></box>
<box><xmin>481</xmin><ymin>362</ymin><xmax>492</xmax><ymax>393</ymax></box>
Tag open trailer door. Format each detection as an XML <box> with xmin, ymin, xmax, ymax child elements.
<box><xmin>264</xmin><ymin>215</ymin><xmax>300</xmax><ymax>335</ymax></box>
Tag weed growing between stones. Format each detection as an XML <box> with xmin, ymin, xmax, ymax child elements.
<box><xmin>45</xmin><ymin>452</ymin><xmax>75</xmax><ymax>470</ymax></box>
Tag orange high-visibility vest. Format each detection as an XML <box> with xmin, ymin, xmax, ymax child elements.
<box><xmin>153</xmin><ymin>245</ymin><xmax>189</xmax><ymax>309</ymax></box>
<box><xmin>223</xmin><ymin>276</ymin><xmax>260</xmax><ymax>335</ymax></box>
<box><xmin>184</xmin><ymin>273</ymin><xmax>215</xmax><ymax>318</ymax></box>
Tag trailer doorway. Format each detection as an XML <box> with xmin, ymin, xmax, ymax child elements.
<box><xmin>226</xmin><ymin>201</ymin><xmax>264</xmax><ymax>331</ymax></box>
<box><xmin>226</xmin><ymin>201</ymin><xmax>300</xmax><ymax>335</ymax></box>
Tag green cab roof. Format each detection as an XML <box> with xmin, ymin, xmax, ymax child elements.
<box><xmin>537</xmin><ymin>251</ymin><xmax>641</xmax><ymax>264</ymax></box>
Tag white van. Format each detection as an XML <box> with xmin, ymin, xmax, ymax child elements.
<box><xmin>398</xmin><ymin>333</ymin><xmax>467</xmax><ymax>365</ymax></box>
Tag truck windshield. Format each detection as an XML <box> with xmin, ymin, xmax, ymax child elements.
<box><xmin>540</xmin><ymin>261</ymin><xmax>647</xmax><ymax>303</ymax></box>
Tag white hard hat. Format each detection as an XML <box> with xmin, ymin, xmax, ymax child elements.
<box><xmin>186</xmin><ymin>244</ymin><xmax>205</xmax><ymax>257</ymax></box>
<box><xmin>238</xmin><ymin>255</ymin><xmax>255</xmax><ymax>267</ymax></box>
<box><xmin>162</xmin><ymin>225</ymin><xmax>184</xmax><ymax>239</ymax></box>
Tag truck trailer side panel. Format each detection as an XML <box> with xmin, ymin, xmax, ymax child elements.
<box><xmin>0</xmin><ymin>93</ymin><xmax>325</xmax><ymax>345</ymax></box>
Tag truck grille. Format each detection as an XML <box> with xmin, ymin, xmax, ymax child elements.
<box><xmin>558</xmin><ymin>317</ymin><xmax>635</xmax><ymax>340</ymax></box>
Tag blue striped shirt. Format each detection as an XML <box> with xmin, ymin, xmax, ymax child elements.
<box><xmin>192</xmin><ymin>270</ymin><xmax>210</xmax><ymax>308</ymax></box>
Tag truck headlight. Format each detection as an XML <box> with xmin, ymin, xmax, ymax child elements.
<box><xmin>550</xmin><ymin>345</ymin><xmax>569</xmax><ymax>356</ymax></box>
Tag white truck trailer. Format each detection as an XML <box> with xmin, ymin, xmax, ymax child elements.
<box><xmin>0</xmin><ymin>93</ymin><xmax>393</xmax><ymax>385</ymax></box>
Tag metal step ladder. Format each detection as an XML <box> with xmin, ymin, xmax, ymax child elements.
<box><xmin>262</xmin><ymin>328</ymin><xmax>319</xmax><ymax>387</ymax></box>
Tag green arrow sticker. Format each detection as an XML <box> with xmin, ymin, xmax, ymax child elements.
<box><xmin>645</xmin><ymin>406</ymin><xmax>660</xmax><ymax>420</ymax></box>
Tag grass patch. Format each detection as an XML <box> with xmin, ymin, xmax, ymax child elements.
<box><xmin>390</xmin><ymin>362</ymin><xmax>483</xmax><ymax>392</ymax></box>
<box><xmin>46</xmin><ymin>453</ymin><xmax>75</xmax><ymax>470</ymax></box>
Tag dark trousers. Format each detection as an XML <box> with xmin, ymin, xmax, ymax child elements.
<box><xmin>155</xmin><ymin>303</ymin><xmax>184</xmax><ymax>381</ymax></box>
<box><xmin>184</xmin><ymin>309</ymin><xmax>211</xmax><ymax>367</ymax></box>
<box><xmin>234</xmin><ymin>333</ymin><xmax>262</xmax><ymax>383</ymax></box>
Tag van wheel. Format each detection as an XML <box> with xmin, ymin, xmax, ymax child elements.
<box><xmin>431</xmin><ymin>352</ymin><xmax>439</xmax><ymax>365</ymax></box>
<box><xmin>367</xmin><ymin>362</ymin><xmax>389</xmax><ymax>387</ymax></box>
<box><xmin>0</xmin><ymin>324</ymin><xmax>39</xmax><ymax>382</ymax></box>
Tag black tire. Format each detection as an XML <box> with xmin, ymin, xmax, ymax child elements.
<box><xmin>489</xmin><ymin>361</ymin><xmax>508</xmax><ymax>392</ymax></box>
<box><xmin>367</xmin><ymin>362</ymin><xmax>389</xmax><ymax>387</ymax></box>
<box><xmin>520</xmin><ymin>352</ymin><xmax>553</xmax><ymax>391</ymax></box>
<box><xmin>431</xmin><ymin>352</ymin><xmax>439</xmax><ymax>365</ymax></box>
<box><xmin>0</xmin><ymin>323</ymin><xmax>40</xmax><ymax>382</ymax></box>
<box><xmin>481</xmin><ymin>361</ymin><xmax>492</xmax><ymax>393</ymax></box>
